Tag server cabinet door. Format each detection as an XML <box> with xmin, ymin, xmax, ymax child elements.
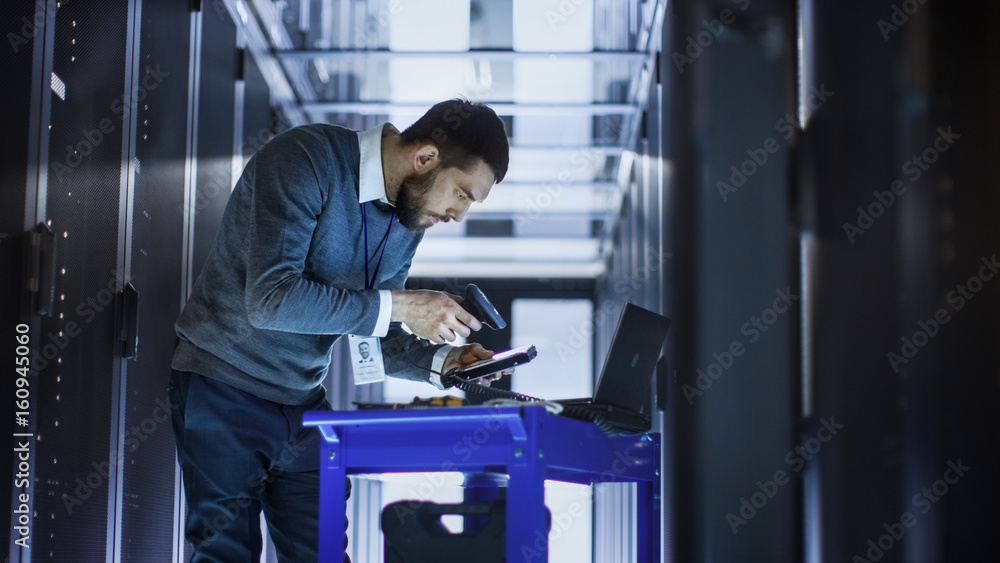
<box><xmin>116</xmin><ymin>0</ymin><xmax>192</xmax><ymax>560</ymax></box>
<box><xmin>31</xmin><ymin>1</ymin><xmax>133</xmax><ymax>559</ymax></box>
<box><xmin>190</xmin><ymin>5</ymin><xmax>239</xmax><ymax>282</ymax></box>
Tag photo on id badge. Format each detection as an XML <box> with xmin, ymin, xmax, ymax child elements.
<box><xmin>349</xmin><ymin>334</ymin><xmax>385</xmax><ymax>384</ymax></box>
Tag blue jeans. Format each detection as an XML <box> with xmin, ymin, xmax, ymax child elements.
<box><xmin>169</xmin><ymin>370</ymin><xmax>350</xmax><ymax>562</ymax></box>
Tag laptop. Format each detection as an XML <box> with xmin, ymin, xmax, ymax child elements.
<box><xmin>555</xmin><ymin>303</ymin><xmax>671</xmax><ymax>432</ymax></box>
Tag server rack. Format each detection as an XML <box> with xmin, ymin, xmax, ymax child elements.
<box><xmin>3</xmin><ymin>1</ymin><xmax>264</xmax><ymax>560</ymax></box>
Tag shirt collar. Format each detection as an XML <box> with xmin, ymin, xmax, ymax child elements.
<box><xmin>357</xmin><ymin>122</ymin><xmax>394</xmax><ymax>206</ymax></box>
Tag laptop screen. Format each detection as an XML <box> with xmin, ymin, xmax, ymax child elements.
<box><xmin>592</xmin><ymin>303</ymin><xmax>672</xmax><ymax>411</ymax></box>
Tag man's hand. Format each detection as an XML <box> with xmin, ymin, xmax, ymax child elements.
<box><xmin>390</xmin><ymin>290</ymin><xmax>482</xmax><ymax>344</ymax></box>
<box><xmin>443</xmin><ymin>343</ymin><xmax>513</xmax><ymax>388</ymax></box>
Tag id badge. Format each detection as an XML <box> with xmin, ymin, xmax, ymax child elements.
<box><xmin>348</xmin><ymin>334</ymin><xmax>386</xmax><ymax>385</ymax></box>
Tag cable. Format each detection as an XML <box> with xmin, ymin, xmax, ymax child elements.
<box><xmin>444</xmin><ymin>374</ymin><xmax>543</xmax><ymax>403</ymax></box>
<box><xmin>402</xmin><ymin>357</ymin><xmax>622</xmax><ymax>436</ymax></box>
<box><xmin>446</xmin><ymin>375</ymin><xmax>620</xmax><ymax>437</ymax></box>
<box><xmin>558</xmin><ymin>404</ymin><xmax>618</xmax><ymax>437</ymax></box>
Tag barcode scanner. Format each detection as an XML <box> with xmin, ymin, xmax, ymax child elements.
<box><xmin>461</xmin><ymin>284</ymin><xmax>506</xmax><ymax>330</ymax></box>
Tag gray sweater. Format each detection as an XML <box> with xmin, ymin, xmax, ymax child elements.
<box><xmin>172</xmin><ymin>123</ymin><xmax>442</xmax><ymax>404</ymax></box>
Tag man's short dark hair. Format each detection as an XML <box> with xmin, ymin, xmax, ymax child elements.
<box><xmin>400</xmin><ymin>98</ymin><xmax>509</xmax><ymax>184</ymax></box>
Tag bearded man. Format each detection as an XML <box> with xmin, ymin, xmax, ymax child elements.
<box><xmin>168</xmin><ymin>99</ymin><xmax>510</xmax><ymax>562</ymax></box>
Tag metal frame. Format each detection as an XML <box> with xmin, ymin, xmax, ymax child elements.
<box><xmin>175</xmin><ymin>6</ymin><xmax>204</xmax><ymax>562</ymax></box>
<box><xmin>25</xmin><ymin>0</ymin><xmax>56</xmax><ymax>231</ymax></box>
<box><xmin>181</xmin><ymin>9</ymin><xmax>203</xmax><ymax>306</ymax></box>
<box><xmin>233</xmin><ymin>0</ymin><xmax>667</xmax><ymax>282</ymax></box>
<box><xmin>302</xmin><ymin>101</ymin><xmax>640</xmax><ymax>117</ymax></box>
<box><xmin>278</xmin><ymin>49</ymin><xmax>647</xmax><ymax>62</ymax></box>
<box><xmin>233</xmin><ymin>24</ymin><xmax>247</xmax><ymax>204</ymax></box>
<box><xmin>108</xmin><ymin>1</ymin><xmax>144</xmax><ymax>559</ymax></box>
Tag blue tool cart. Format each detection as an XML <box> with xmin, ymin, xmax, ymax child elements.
<box><xmin>303</xmin><ymin>405</ymin><xmax>661</xmax><ymax>562</ymax></box>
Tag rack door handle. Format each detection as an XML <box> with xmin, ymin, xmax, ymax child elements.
<box><xmin>26</xmin><ymin>222</ymin><xmax>57</xmax><ymax>316</ymax></box>
<box><xmin>115</xmin><ymin>283</ymin><xmax>140</xmax><ymax>360</ymax></box>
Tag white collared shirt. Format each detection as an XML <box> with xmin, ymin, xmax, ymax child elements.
<box><xmin>358</xmin><ymin>123</ymin><xmax>395</xmax><ymax>207</ymax></box>
<box><xmin>358</xmin><ymin>123</ymin><xmax>453</xmax><ymax>387</ymax></box>
<box><xmin>357</xmin><ymin>123</ymin><xmax>395</xmax><ymax>337</ymax></box>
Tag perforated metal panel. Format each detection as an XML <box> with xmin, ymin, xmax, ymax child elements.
<box><xmin>190</xmin><ymin>5</ymin><xmax>237</xmax><ymax>282</ymax></box>
<box><xmin>32</xmin><ymin>0</ymin><xmax>130</xmax><ymax>559</ymax></box>
<box><xmin>117</xmin><ymin>0</ymin><xmax>191</xmax><ymax>560</ymax></box>
<box><xmin>243</xmin><ymin>52</ymin><xmax>275</xmax><ymax>166</ymax></box>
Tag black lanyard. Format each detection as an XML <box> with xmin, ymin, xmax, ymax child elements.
<box><xmin>362</xmin><ymin>202</ymin><xmax>395</xmax><ymax>290</ymax></box>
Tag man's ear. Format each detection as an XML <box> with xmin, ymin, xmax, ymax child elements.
<box><xmin>413</xmin><ymin>143</ymin><xmax>440</xmax><ymax>173</ymax></box>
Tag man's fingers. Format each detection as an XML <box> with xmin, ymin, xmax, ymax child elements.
<box><xmin>479</xmin><ymin>370</ymin><xmax>506</xmax><ymax>388</ymax></box>
<box><xmin>432</xmin><ymin>323</ymin><xmax>460</xmax><ymax>344</ymax></box>
<box><xmin>439</xmin><ymin>300</ymin><xmax>480</xmax><ymax>338</ymax></box>
<box><xmin>446</xmin><ymin>318</ymin><xmax>472</xmax><ymax>339</ymax></box>
<box><xmin>394</xmin><ymin>290</ymin><xmax>485</xmax><ymax>341</ymax></box>
<box><xmin>464</xmin><ymin>343</ymin><xmax>493</xmax><ymax>362</ymax></box>
<box><xmin>455</xmin><ymin>309</ymin><xmax>482</xmax><ymax>332</ymax></box>
<box><xmin>441</xmin><ymin>293</ymin><xmax>481</xmax><ymax>332</ymax></box>
<box><xmin>447</xmin><ymin>343</ymin><xmax>493</xmax><ymax>370</ymax></box>
<box><xmin>444</xmin><ymin>293</ymin><xmax>483</xmax><ymax>332</ymax></box>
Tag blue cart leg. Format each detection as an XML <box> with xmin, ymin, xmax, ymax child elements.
<box><xmin>637</xmin><ymin>434</ymin><xmax>662</xmax><ymax>563</ymax></box>
<box><xmin>507</xmin><ymin>461</ymin><xmax>548</xmax><ymax>562</ymax></box>
<box><xmin>318</xmin><ymin>442</ymin><xmax>345</xmax><ymax>563</ymax></box>
<box><xmin>636</xmin><ymin>480</ymin><xmax>660</xmax><ymax>562</ymax></box>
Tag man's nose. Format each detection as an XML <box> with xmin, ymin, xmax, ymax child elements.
<box><xmin>450</xmin><ymin>201</ymin><xmax>471</xmax><ymax>222</ymax></box>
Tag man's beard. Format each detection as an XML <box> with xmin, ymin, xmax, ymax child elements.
<box><xmin>395</xmin><ymin>167</ymin><xmax>439</xmax><ymax>231</ymax></box>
